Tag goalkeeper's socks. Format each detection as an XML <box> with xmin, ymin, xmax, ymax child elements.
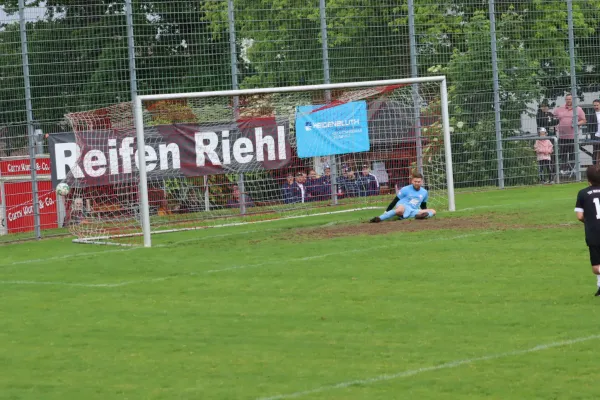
<box><xmin>379</xmin><ymin>209</ymin><xmax>397</xmax><ymax>221</ymax></box>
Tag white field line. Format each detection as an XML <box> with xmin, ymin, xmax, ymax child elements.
<box><xmin>0</xmin><ymin>229</ymin><xmax>264</xmax><ymax>268</ymax></box>
<box><xmin>0</xmin><ymin>277</ymin><xmax>170</xmax><ymax>288</ymax></box>
<box><xmin>0</xmin><ymin>216</ymin><xmax>362</xmax><ymax>268</ymax></box>
<box><xmin>0</xmin><ymin>230</ymin><xmax>498</xmax><ymax>288</ymax></box>
<box><xmin>0</xmin><ymin>195</ymin><xmax>576</xmax><ymax>270</ymax></box>
<box><xmin>74</xmin><ymin>207</ymin><xmax>381</xmax><ymax>243</ymax></box>
<box><xmin>257</xmin><ymin>334</ymin><xmax>600</xmax><ymax>400</ymax></box>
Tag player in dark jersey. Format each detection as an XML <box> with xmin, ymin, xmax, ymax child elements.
<box><xmin>575</xmin><ymin>164</ymin><xmax>600</xmax><ymax>296</ymax></box>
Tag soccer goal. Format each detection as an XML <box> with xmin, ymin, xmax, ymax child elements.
<box><xmin>61</xmin><ymin>77</ymin><xmax>454</xmax><ymax>246</ymax></box>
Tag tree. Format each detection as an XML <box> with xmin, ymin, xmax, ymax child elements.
<box><xmin>443</xmin><ymin>10</ymin><xmax>540</xmax><ymax>187</ymax></box>
<box><xmin>0</xmin><ymin>23</ymin><xmax>27</xmax><ymax>155</ymax></box>
<box><xmin>202</xmin><ymin>0</ymin><xmax>408</xmax><ymax>88</ymax></box>
<box><xmin>0</xmin><ymin>0</ymin><xmax>232</xmax><ymax>135</ymax></box>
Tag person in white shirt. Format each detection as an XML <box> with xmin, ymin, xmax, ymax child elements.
<box><xmin>590</xmin><ymin>99</ymin><xmax>600</xmax><ymax>165</ymax></box>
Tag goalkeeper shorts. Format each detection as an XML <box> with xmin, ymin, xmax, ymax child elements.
<box><xmin>399</xmin><ymin>205</ymin><xmax>420</xmax><ymax>219</ymax></box>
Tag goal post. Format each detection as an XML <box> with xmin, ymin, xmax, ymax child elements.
<box><xmin>133</xmin><ymin>96</ymin><xmax>152</xmax><ymax>247</ymax></box>
<box><xmin>63</xmin><ymin>76</ymin><xmax>454</xmax><ymax>247</ymax></box>
<box><xmin>440</xmin><ymin>77</ymin><xmax>455</xmax><ymax>212</ymax></box>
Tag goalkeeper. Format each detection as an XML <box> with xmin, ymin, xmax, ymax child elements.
<box><xmin>370</xmin><ymin>172</ymin><xmax>436</xmax><ymax>223</ymax></box>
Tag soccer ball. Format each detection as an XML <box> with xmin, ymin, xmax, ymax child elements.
<box><xmin>56</xmin><ymin>182</ymin><xmax>70</xmax><ymax>196</ymax></box>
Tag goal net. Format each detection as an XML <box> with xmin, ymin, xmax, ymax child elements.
<box><xmin>61</xmin><ymin>78</ymin><xmax>453</xmax><ymax>246</ymax></box>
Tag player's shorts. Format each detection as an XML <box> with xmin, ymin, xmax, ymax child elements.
<box><xmin>589</xmin><ymin>245</ymin><xmax>600</xmax><ymax>266</ymax></box>
<box><xmin>398</xmin><ymin>204</ymin><xmax>420</xmax><ymax>219</ymax></box>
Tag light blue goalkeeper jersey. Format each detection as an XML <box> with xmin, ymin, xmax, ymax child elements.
<box><xmin>397</xmin><ymin>184</ymin><xmax>428</xmax><ymax>209</ymax></box>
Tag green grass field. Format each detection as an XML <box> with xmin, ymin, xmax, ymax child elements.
<box><xmin>1</xmin><ymin>183</ymin><xmax>599</xmax><ymax>400</ymax></box>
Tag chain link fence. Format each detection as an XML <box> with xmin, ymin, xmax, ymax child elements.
<box><xmin>1</xmin><ymin>0</ymin><xmax>599</xmax><ymax>240</ymax></box>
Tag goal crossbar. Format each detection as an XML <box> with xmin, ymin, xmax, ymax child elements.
<box><xmin>137</xmin><ymin>76</ymin><xmax>450</xmax><ymax>102</ymax></box>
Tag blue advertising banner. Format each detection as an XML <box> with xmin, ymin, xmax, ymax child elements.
<box><xmin>295</xmin><ymin>100</ymin><xmax>370</xmax><ymax>158</ymax></box>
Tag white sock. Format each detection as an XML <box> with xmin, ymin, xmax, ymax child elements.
<box><xmin>596</xmin><ymin>274</ymin><xmax>600</xmax><ymax>287</ymax></box>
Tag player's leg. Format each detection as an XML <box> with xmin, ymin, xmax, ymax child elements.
<box><xmin>415</xmin><ymin>208</ymin><xmax>436</xmax><ymax>220</ymax></box>
<box><xmin>589</xmin><ymin>246</ymin><xmax>600</xmax><ymax>296</ymax></box>
<box><xmin>593</xmin><ymin>265</ymin><xmax>600</xmax><ymax>297</ymax></box>
<box><xmin>370</xmin><ymin>204</ymin><xmax>405</xmax><ymax>223</ymax></box>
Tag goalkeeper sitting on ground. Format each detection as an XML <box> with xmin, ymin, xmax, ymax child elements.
<box><xmin>370</xmin><ymin>172</ymin><xmax>436</xmax><ymax>222</ymax></box>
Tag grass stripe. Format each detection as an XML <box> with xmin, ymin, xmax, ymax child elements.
<box><xmin>0</xmin><ymin>230</ymin><xmax>498</xmax><ymax>288</ymax></box>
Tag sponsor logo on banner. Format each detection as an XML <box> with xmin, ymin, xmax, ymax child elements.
<box><xmin>4</xmin><ymin>181</ymin><xmax>58</xmax><ymax>233</ymax></box>
<box><xmin>48</xmin><ymin>118</ymin><xmax>291</xmax><ymax>188</ymax></box>
<box><xmin>0</xmin><ymin>158</ymin><xmax>51</xmax><ymax>177</ymax></box>
<box><xmin>295</xmin><ymin>100</ymin><xmax>370</xmax><ymax>158</ymax></box>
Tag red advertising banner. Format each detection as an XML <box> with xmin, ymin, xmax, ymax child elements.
<box><xmin>0</xmin><ymin>158</ymin><xmax>51</xmax><ymax>177</ymax></box>
<box><xmin>4</xmin><ymin>181</ymin><xmax>58</xmax><ymax>233</ymax></box>
<box><xmin>48</xmin><ymin>118</ymin><xmax>291</xmax><ymax>188</ymax></box>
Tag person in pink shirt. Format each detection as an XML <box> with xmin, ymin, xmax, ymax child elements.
<box><xmin>534</xmin><ymin>127</ymin><xmax>554</xmax><ymax>183</ymax></box>
<box><xmin>553</xmin><ymin>94</ymin><xmax>586</xmax><ymax>172</ymax></box>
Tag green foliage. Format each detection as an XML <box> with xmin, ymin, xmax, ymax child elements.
<box><xmin>451</xmin><ymin>120</ymin><xmax>538</xmax><ymax>188</ymax></box>
<box><xmin>0</xmin><ymin>0</ymin><xmax>231</xmax><ymax>135</ymax></box>
<box><xmin>436</xmin><ymin>9</ymin><xmax>542</xmax><ymax>187</ymax></box>
<box><xmin>0</xmin><ymin>24</ymin><xmax>27</xmax><ymax>155</ymax></box>
<box><xmin>2</xmin><ymin>0</ymin><xmax>600</xmax><ymax>190</ymax></box>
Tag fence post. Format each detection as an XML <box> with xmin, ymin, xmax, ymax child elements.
<box><xmin>319</xmin><ymin>0</ymin><xmax>338</xmax><ymax>205</ymax></box>
<box><xmin>227</xmin><ymin>0</ymin><xmax>247</xmax><ymax>215</ymax></box>
<box><xmin>126</xmin><ymin>0</ymin><xmax>151</xmax><ymax>247</ymax></box>
<box><xmin>125</xmin><ymin>0</ymin><xmax>139</xmax><ymax>108</ymax></box>
<box><xmin>566</xmin><ymin>0</ymin><xmax>581</xmax><ymax>181</ymax></box>
<box><xmin>488</xmin><ymin>0</ymin><xmax>505</xmax><ymax>189</ymax></box>
<box><xmin>408</xmin><ymin>0</ymin><xmax>423</xmax><ymax>177</ymax></box>
<box><xmin>18</xmin><ymin>0</ymin><xmax>41</xmax><ymax>239</ymax></box>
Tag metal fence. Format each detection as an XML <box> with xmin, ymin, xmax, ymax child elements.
<box><xmin>1</xmin><ymin>0</ymin><xmax>599</xmax><ymax>240</ymax></box>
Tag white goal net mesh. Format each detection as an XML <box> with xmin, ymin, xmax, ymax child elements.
<box><xmin>62</xmin><ymin>81</ymin><xmax>449</xmax><ymax>245</ymax></box>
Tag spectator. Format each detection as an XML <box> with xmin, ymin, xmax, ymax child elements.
<box><xmin>173</xmin><ymin>189</ymin><xmax>203</xmax><ymax>214</ymax></box>
<box><xmin>371</xmin><ymin>161</ymin><xmax>389</xmax><ymax>189</ymax></box>
<box><xmin>148</xmin><ymin>187</ymin><xmax>169</xmax><ymax>215</ymax></box>
<box><xmin>536</xmin><ymin>100</ymin><xmax>558</xmax><ymax>135</ymax></box>
<box><xmin>226</xmin><ymin>185</ymin><xmax>255</xmax><ymax>209</ymax></box>
<box><xmin>356</xmin><ymin>164</ymin><xmax>380</xmax><ymax>197</ymax></box>
<box><xmin>553</xmin><ymin>94</ymin><xmax>586</xmax><ymax>173</ymax></box>
<box><xmin>588</xmin><ymin>99</ymin><xmax>600</xmax><ymax>164</ymax></box>
<box><xmin>281</xmin><ymin>173</ymin><xmax>302</xmax><ymax>204</ymax></box>
<box><xmin>295</xmin><ymin>172</ymin><xmax>307</xmax><ymax>203</ymax></box>
<box><xmin>305</xmin><ymin>169</ymin><xmax>321</xmax><ymax>202</ymax></box>
<box><xmin>65</xmin><ymin>197</ymin><xmax>88</xmax><ymax>226</ymax></box>
<box><xmin>534</xmin><ymin>127</ymin><xmax>554</xmax><ymax>184</ymax></box>
<box><xmin>338</xmin><ymin>167</ymin><xmax>359</xmax><ymax>198</ymax></box>
<box><xmin>318</xmin><ymin>167</ymin><xmax>332</xmax><ymax>200</ymax></box>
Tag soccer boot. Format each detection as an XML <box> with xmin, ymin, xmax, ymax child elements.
<box><xmin>415</xmin><ymin>213</ymin><xmax>429</xmax><ymax>220</ymax></box>
<box><xmin>369</xmin><ymin>217</ymin><xmax>381</xmax><ymax>223</ymax></box>
<box><xmin>595</xmin><ymin>287</ymin><xmax>600</xmax><ymax>297</ymax></box>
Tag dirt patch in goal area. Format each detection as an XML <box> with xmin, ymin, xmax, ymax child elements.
<box><xmin>285</xmin><ymin>214</ymin><xmax>577</xmax><ymax>241</ymax></box>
